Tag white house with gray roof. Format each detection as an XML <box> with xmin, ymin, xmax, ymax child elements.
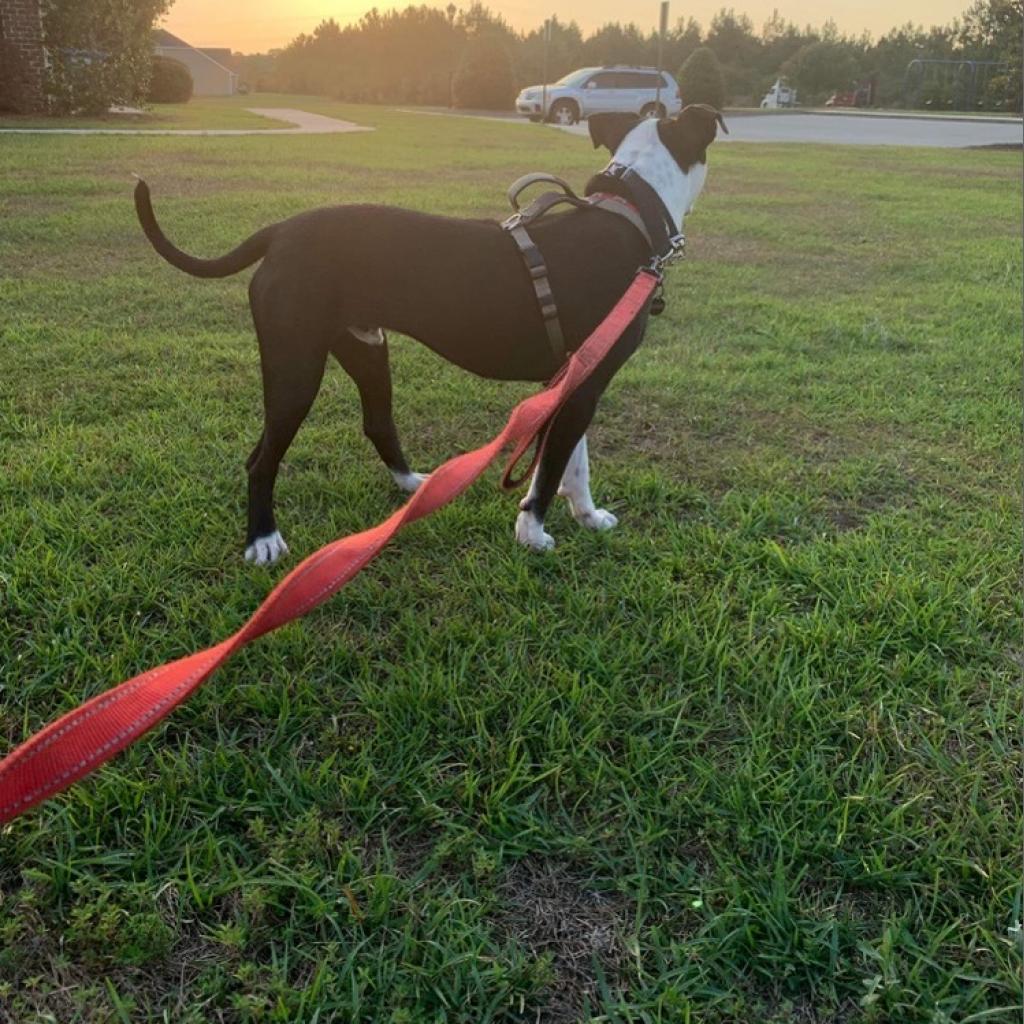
<box><xmin>153</xmin><ymin>28</ymin><xmax>237</xmax><ymax>96</ymax></box>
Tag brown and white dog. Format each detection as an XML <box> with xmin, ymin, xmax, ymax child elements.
<box><xmin>133</xmin><ymin>106</ymin><xmax>723</xmax><ymax>564</ymax></box>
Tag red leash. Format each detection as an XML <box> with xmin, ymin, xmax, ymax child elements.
<box><xmin>0</xmin><ymin>271</ymin><xmax>658</xmax><ymax>826</ymax></box>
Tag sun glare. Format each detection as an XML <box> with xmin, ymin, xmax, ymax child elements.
<box><xmin>163</xmin><ymin>0</ymin><xmax>974</xmax><ymax>52</ymax></box>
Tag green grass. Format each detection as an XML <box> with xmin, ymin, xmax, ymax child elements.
<box><xmin>0</xmin><ymin>97</ymin><xmax>1021</xmax><ymax>1023</ymax></box>
<box><xmin>0</xmin><ymin>95</ymin><xmax>292</xmax><ymax>130</ymax></box>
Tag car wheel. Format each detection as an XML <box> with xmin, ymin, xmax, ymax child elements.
<box><xmin>548</xmin><ymin>100</ymin><xmax>578</xmax><ymax>125</ymax></box>
<box><xmin>641</xmin><ymin>102</ymin><xmax>667</xmax><ymax>119</ymax></box>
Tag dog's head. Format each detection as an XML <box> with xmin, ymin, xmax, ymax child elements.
<box><xmin>587</xmin><ymin>105</ymin><xmax>727</xmax><ymax>226</ymax></box>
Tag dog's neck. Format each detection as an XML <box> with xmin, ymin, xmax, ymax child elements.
<box><xmin>607</xmin><ymin>118</ymin><xmax>706</xmax><ymax>230</ymax></box>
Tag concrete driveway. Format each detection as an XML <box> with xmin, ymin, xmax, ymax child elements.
<box><xmin>557</xmin><ymin>111</ymin><xmax>1022</xmax><ymax>148</ymax></box>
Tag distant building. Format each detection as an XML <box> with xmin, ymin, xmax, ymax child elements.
<box><xmin>0</xmin><ymin>0</ymin><xmax>47</xmax><ymax>113</ymax></box>
<box><xmin>153</xmin><ymin>29</ymin><xmax>237</xmax><ymax>96</ymax></box>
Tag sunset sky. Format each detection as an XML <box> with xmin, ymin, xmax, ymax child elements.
<box><xmin>162</xmin><ymin>0</ymin><xmax>971</xmax><ymax>52</ymax></box>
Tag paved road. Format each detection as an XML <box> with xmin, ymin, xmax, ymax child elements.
<box><xmin>4</xmin><ymin>106</ymin><xmax>1018</xmax><ymax>147</ymax></box>
<box><xmin>0</xmin><ymin>108</ymin><xmax>373</xmax><ymax>136</ymax></box>
<box><xmin>559</xmin><ymin>112</ymin><xmax>1022</xmax><ymax>148</ymax></box>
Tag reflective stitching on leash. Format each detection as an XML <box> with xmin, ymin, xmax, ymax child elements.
<box><xmin>0</xmin><ymin>651</ymin><xmax>224</xmax><ymax>816</ymax></box>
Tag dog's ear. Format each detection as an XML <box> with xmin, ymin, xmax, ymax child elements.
<box><xmin>684</xmin><ymin>103</ymin><xmax>728</xmax><ymax>136</ymax></box>
<box><xmin>588</xmin><ymin>112</ymin><xmax>642</xmax><ymax>153</ymax></box>
<box><xmin>658</xmin><ymin>104</ymin><xmax>727</xmax><ymax>170</ymax></box>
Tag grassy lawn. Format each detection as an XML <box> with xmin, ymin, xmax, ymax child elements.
<box><xmin>0</xmin><ymin>95</ymin><xmax>293</xmax><ymax>131</ymax></box>
<box><xmin>0</xmin><ymin>97</ymin><xmax>1020</xmax><ymax>1022</ymax></box>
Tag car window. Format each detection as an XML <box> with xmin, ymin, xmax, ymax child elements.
<box><xmin>617</xmin><ymin>72</ymin><xmax>660</xmax><ymax>89</ymax></box>
<box><xmin>586</xmin><ymin>72</ymin><xmax>619</xmax><ymax>88</ymax></box>
<box><xmin>553</xmin><ymin>68</ymin><xmax>595</xmax><ymax>87</ymax></box>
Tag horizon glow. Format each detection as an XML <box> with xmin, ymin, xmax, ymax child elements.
<box><xmin>161</xmin><ymin>0</ymin><xmax>971</xmax><ymax>53</ymax></box>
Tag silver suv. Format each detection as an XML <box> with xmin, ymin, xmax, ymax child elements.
<box><xmin>516</xmin><ymin>66</ymin><xmax>683</xmax><ymax>125</ymax></box>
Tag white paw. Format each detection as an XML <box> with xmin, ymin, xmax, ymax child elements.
<box><xmin>392</xmin><ymin>469</ymin><xmax>427</xmax><ymax>494</ymax></box>
<box><xmin>575</xmin><ymin>508</ymin><xmax>619</xmax><ymax>531</ymax></box>
<box><xmin>244</xmin><ymin>530</ymin><xmax>289</xmax><ymax>565</ymax></box>
<box><xmin>515</xmin><ymin>510</ymin><xmax>555</xmax><ymax>552</ymax></box>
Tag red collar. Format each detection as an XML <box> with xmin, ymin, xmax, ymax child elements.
<box><xmin>587</xmin><ymin>191</ymin><xmax>641</xmax><ymax>215</ymax></box>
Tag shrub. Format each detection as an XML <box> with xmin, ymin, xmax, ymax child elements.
<box><xmin>452</xmin><ymin>33</ymin><xmax>516</xmax><ymax>110</ymax></box>
<box><xmin>677</xmin><ymin>46</ymin><xmax>726</xmax><ymax>110</ymax></box>
<box><xmin>148</xmin><ymin>56</ymin><xmax>192</xmax><ymax>103</ymax></box>
<box><xmin>43</xmin><ymin>0</ymin><xmax>170</xmax><ymax>115</ymax></box>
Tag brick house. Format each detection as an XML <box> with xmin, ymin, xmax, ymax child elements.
<box><xmin>0</xmin><ymin>0</ymin><xmax>47</xmax><ymax>113</ymax></box>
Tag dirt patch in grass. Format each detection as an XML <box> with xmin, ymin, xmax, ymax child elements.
<box><xmin>0</xmin><ymin>881</ymin><xmax>228</xmax><ymax>1023</ymax></box>
<box><xmin>820</xmin><ymin>486</ymin><xmax>917</xmax><ymax>533</ymax></box>
<box><xmin>699</xmin><ymin>175</ymin><xmax>806</xmax><ymax>201</ymax></box>
<box><xmin>0</xmin><ymin>195</ymin><xmax>72</xmax><ymax>218</ymax></box>
<box><xmin>354</xmin><ymin>825</ymin><xmax>439</xmax><ymax>881</ymax></box>
<box><xmin>494</xmin><ymin>857</ymin><xmax>631</xmax><ymax>1022</ymax></box>
<box><xmin>822</xmin><ymin>504</ymin><xmax>868</xmax><ymax>532</ymax></box>
<box><xmin>688</xmin><ymin>233</ymin><xmax>779</xmax><ymax>264</ymax></box>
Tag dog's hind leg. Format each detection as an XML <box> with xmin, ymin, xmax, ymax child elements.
<box><xmin>245</xmin><ymin>327</ymin><xmax>327</xmax><ymax>565</ymax></box>
<box><xmin>331</xmin><ymin>329</ymin><xmax>426</xmax><ymax>494</ymax></box>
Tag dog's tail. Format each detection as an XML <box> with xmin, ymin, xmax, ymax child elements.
<box><xmin>134</xmin><ymin>178</ymin><xmax>275</xmax><ymax>279</ymax></box>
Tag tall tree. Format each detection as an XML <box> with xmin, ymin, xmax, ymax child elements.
<box><xmin>784</xmin><ymin>39</ymin><xmax>862</xmax><ymax>102</ymax></box>
<box><xmin>705</xmin><ymin>8</ymin><xmax>760</xmax><ymax>100</ymax></box>
<box><xmin>516</xmin><ymin>16</ymin><xmax>583</xmax><ymax>86</ymax></box>
<box><xmin>757</xmin><ymin>10</ymin><xmax>815</xmax><ymax>96</ymax></box>
<box><xmin>662</xmin><ymin>17</ymin><xmax>703</xmax><ymax>73</ymax></box>
<box><xmin>960</xmin><ymin>0</ymin><xmax>1023</xmax><ymax>108</ymax></box>
<box><xmin>266</xmin><ymin>2</ymin><xmax>1020</xmax><ymax>113</ymax></box>
<box><xmin>43</xmin><ymin>0</ymin><xmax>171</xmax><ymax>114</ymax></box>
<box><xmin>579</xmin><ymin>23</ymin><xmax>650</xmax><ymax>67</ymax></box>
<box><xmin>678</xmin><ymin>46</ymin><xmax>726</xmax><ymax>108</ymax></box>
<box><xmin>452</xmin><ymin>30</ymin><xmax>515</xmax><ymax>108</ymax></box>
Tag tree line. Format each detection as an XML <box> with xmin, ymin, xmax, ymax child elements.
<box><xmin>6</xmin><ymin>0</ymin><xmax>1018</xmax><ymax>116</ymax></box>
<box><xmin>247</xmin><ymin>1</ymin><xmax>1021</xmax><ymax>112</ymax></box>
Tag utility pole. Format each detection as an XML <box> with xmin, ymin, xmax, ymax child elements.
<box><xmin>541</xmin><ymin>18</ymin><xmax>552</xmax><ymax>122</ymax></box>
<box><xmin>654</xmin><ymin>1</ymin><xmax>669</xmax><ymax>115</ymax></box>
<box><xmin>447</xmin><ymin>3</ymin><xmax>457</xmax><ymax>108</ymax></box>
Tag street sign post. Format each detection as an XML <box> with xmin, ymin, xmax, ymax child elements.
<box><xmin>655</xmin><ymin>2</ymin><xmax>669</xmax><ymax>114</ymax></box>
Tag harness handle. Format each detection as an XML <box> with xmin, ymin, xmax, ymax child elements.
<box><xmin>507</xmin><ymin>172</ymin><xmax>580</xmax><ymax>211</ymax></box>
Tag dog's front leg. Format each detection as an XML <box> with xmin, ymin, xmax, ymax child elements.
<box><xmin>514</xmin><ymin>312</ymin><xmax>649</xmax><ymax>552</ymax></box>
<box><xmin>557</xmin><ymin>434</ymin><xmax>618</xmax><ymax>531</ymax></box>
<box><xmin>515</xmin><ymin>381</ymin><xmax>601</xmax><ymax>551</ymax></box>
